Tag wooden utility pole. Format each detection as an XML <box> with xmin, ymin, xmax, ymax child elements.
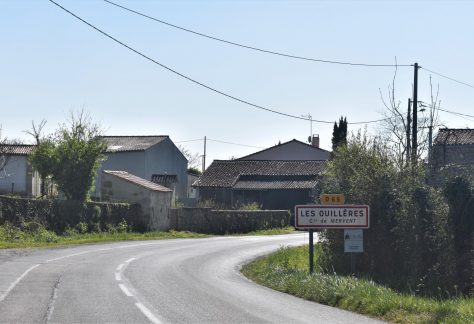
<box><xmin>412</xmin><ymin>63</ymin><xmax>419</xmax><ymax>162</ymax></box>
<box><xmin>202</xmin><ymin>136</ymin><xmax>207</xmax><ymax>172</ymax></box>
<box><xmin>407</xmin><ymin>98</ymin><xmax>411</xmax><ymax>162</ymax></box>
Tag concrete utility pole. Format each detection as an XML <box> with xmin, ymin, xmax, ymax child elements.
<box><xmin>412</xmin><ymin>63</ymin><xmax>419</xmax><ymax>162</ymax></box>
<box><xmin>202</xmin><ymin>136</ymin><xmax>207</xmax><ymax>172</ymax></box>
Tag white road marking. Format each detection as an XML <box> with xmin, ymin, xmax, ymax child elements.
<box><xmin>118</xmin><ymin>283</ymin><xmax>133</xmax><ymax>297</ymax></box>
<box><xmin>124</xmin><ymin>257</ymin><xmax>136</xmax><ymax>263</ymax></box>
<box><xmin>135</xmin><ymin>302</ymin><xmax>161</xmax><ymax>324</ymax></box>
<box><xmin>115</xmin><ymin>272</ymin><xmax>121</xmax><ymax>281</ymax></box>
<box><xmin>45</xmin><ymin>248</ymin><xmax>113</xmax><ymax>263</ymax></box>
<box><xmin>116</xmin><ymin>263</ymin><xmax>124</xmax><ymax>271</ymax></box>
<box><xmin>0</xmin><ymin>264</ymin><xmax>40</xmax><ymax>302</ymax></box>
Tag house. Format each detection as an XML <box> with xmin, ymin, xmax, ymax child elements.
<box><xmin>430</xmin><ymin>128</ymin><xmax>474</xmax><ymax>182</ymax></box>
<box><xmin>101</xmin><ymin>170</ymin><xmax>172</xmax><ymax>231</ymax></box>
<box><xmin>94</xmin><ymin>136</ymin><xmax>188</xmax><ymax>201</ymax></box>
<box><xmin>0</xmin><ymin>144</ymin><xmax>41</xmax><ymax>197</ymax></box>
<box><xmin>194</xmin><ymin>160</ymin><xmax>326</xmax><ymax>210</ymax></box>
<box><xmin>431</xmin><ymin>128</ymin><xmax>474</xmax><ymax>169</ymax></box>
<box><xmin>238</xmin><ymin>136</ymin><xmax>330</xmax><ymax>161</ymax></box>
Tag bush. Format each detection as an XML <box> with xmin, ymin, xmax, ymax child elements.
<box><xmin>319</xmin><ymin>132</ymin><xmax>460</xmax><ymax>297</ymax></box>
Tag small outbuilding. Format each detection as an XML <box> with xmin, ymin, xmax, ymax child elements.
<box><xmin>101</xmin><ymin>170</ymin><xmax>172</xmax><ymax>231</ymax></box>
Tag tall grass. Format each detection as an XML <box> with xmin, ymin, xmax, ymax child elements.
<box><xmin>241</xmin><ymin>245</ymin><xmax>474</xmax><ymax>323</ymax></box>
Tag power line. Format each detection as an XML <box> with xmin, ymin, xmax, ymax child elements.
<box><xmin>421</xmin><ymin>66</ymin><xmax>474</xmax><ymax>89</ymax></box>
<box><xmin>174</xmin><ymin>138</ymin><xmax>203</xmax><ymax>143</ymax></box>
<box><xmin>438</xmin><ymin>107</ymin><xmax>474</xmax><ymax>121</ymax></box>
<box><xmin>207</xmin><ymin>138</ymin><xmax>265</xmax><ymax>149</ymax></box>
<box><xmin>103</xmin><ymin>0</ymin><xmax>412</xmax><ymax>68</ymax></box>
<box><xmin>49</xmin><ymin>0</ymin><xmax>392</xmax><ymax>126</ymax></box>
<box><xmin>176</xmin><ymin>137</ymin><xmax>265</xmax><ymax>149</ymax></box>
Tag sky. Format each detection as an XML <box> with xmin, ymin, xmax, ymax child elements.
<box><xmin>1</xmin><ymin>0</ymin><xmax>474</xmax><ymax>169</ymax></box>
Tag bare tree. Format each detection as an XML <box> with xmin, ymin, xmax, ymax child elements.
<box><xmin>24</xmin><ymin>119</ymin><xmax>47</xmax><ymax>145</ymax></box>
<box><xmin>379</xmin><ymin>62</ymin><xmax>440</xmax><ymax>168</ymax></box>
<box><xmin>178</xmin><ymin>145</ymin><xmax>201</xmax><ymax>170</ymax></box>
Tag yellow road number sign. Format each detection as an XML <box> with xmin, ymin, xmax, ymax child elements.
<box><xmin>320</xmin><ymin>194</ymin><xmax>345</xmax><ymax>205</ymax></box>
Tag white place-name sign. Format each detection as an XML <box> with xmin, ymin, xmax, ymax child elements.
<box><xmin>295</xmin><ymin>205</ymin><xmax>370</xmax><ymax>229</ymax></box>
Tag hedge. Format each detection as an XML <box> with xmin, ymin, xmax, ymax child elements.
<box><xmin>0</xmin><ymin>195</ymin><xmax>142</xmax><ymax>233</ymax></box>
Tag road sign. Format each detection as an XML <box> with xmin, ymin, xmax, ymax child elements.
<box><xmin>344</xmin><ymin>229</ymin><xmax>363</xmax><ymax>253</ymax></box>
<box><xmin>320</xmin><ymin>194</ymin><xmax>345</xmax><ymax>204</ymax></box>
<box><xmin>295</xmin><ymin>205</ymin><xmax>370</xmax><ymax>229</ymax></box>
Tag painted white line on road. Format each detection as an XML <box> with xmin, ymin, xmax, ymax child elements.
<box><xmin>118</xmin><ymin>283</ymin><xmax>133</xmax><ymax>297</ymax></box>
<box><xmin>135</xmin><ymin>302</ymin><xmax>161</xmax><ymax>324</ymax></box>
<box><xmin>124</xmin><ymin>257</ymin><xmax>136</xmax><ymax>263</ymax></box>
<box><xmin>0</xmin><ymin>264</ymin><xmax>40</xmax><ymax>302</ymax></box>
<box><xmin>115</xmin><ymin>272</ymin><xmax>122</xmax><ymax>281</ymax></box>
<box><xmin>45</xmin><ymin>248</ymin><xmax>114</xmax><ymax>263</ymax></box>
<box><xmin>116</xmin><ymin>263</ymin><xmax>124</xmax><ymax>271</ymax></box>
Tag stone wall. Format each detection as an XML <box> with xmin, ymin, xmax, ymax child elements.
<box><xmin>170</xmin><ymin>207</ymin><xmax>289</xmax><ymax>234</ymax></box>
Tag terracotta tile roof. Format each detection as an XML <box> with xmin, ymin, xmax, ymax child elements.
<box><xmin>194</xmin><ymin>160</ymin><xmax>326</xmax><ymax>188</ymax></box>
<box><xmin>103</xmin><ymin>170</ymin><xmax>172</xmax><ymax>192</ymax></box>
<box><xmin>101</xmin><ymin>136</ymin><xmax>168</xmax><ymax>152</ymax></box>
<box><xmin>0</xmin><ymin>144</ymin><xmax>36</xmax><ymax>155</ymax></box>
<box><xmin>434</xmin><ymin>129</ymin><xmax>474</xmax><ymax>145</ymax></box>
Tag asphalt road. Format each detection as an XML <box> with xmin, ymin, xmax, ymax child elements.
<box><xmin>0</xmin><ymin>234</ymin><xmax>382</xmax><ymax>323</ymax></box>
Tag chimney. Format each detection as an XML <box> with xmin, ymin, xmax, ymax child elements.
<box><xmin>311</xmin><ymin>134</ymin><xmax>320</xmax><ymax>148</ymax></box>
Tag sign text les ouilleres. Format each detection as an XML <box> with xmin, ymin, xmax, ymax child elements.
<box><xmin>295</xmin><ymin>205</ymin><xmax>370</xmax><ymax>229</ymax></box>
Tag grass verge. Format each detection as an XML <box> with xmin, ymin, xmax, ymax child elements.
<box><xmin>241</xmin><ymin>245</ymin><xmax>474</xmax><ymax>324</ymax></box>
<box><xmin>0</xmin><ymin>228</ymin><xmax>208</xmax><ymax>249</ymax></box>
<box><xmin>0</xmin><ymin>222</ymin><xmax>296</xmax><ymax>249</ymax></box>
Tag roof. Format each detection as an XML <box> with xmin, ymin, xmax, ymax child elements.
<box><xmin>434</xmin><ymin>129</ymin><xmax>474</xmax><ymax>145</ymax></box>
<box><xmin>101</xmin><ymin>136</ymin><xmax>169</xmax><ymax>152</ymax></box>
<box><xmin>194</xmin><ymin>160</ymin><xmax>326</xmax><ymax>188</ymax></box>
<box><xmin>0</xmin><ymin>144</ymin><xmax>36</xmax><ymax>155</ymax></box>
<box><xmin>233</xmin><ymin>177</ymin><xmax>319</xmax><ymax>190</ymax></box>
<box><xmin>151</xmin><ymin>174</ymin><xmax>178</xmax><ymax>183</ymax></box>
<box><xmin>103</xmin><ymin>170</ymin><xmax>172</xmax><ymax>192</ymax></box>
<box><xmin>238</xmin><ymin>139</ymin><xmax>330</xmax><ymax>160</ymax></box>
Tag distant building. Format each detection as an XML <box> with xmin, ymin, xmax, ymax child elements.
<box><xmin>101</xmin><ymin>170</ymin><xmax>172</xmax><ymax>231</ymax></box>
<box><xmin>0</xmin><ymin>144</ymin><xmax>41</xmax><ymax>197</ymax></box>
<box><xmin>430</xmin><ymin>128</ymin><xmax>474</xmax><ymax>181</ymax></box>
<box><xmin>194</xmin><ymin>160</ymin><xmax>326</xmax><ymax>210</ymax></box>
<box><xmin>238</xmin><ymin>137</ymin><xmax>330</xmax><ymax>161</ymax></box>
<box><xmin>94</xmin><ymin>136</ymin><xmax>187</xmax><ymax>201</ymax></box>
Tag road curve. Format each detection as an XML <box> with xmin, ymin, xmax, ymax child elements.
<box><xmin>0</xmin><ymin>234</ymin><xmax>382</xmax><ymax>323</ymax></box>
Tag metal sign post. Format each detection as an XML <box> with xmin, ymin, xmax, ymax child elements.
<box><xmin>295</xmin><ymin>195</ymin><xmax>369</xmax><ymax>275</ymax></box>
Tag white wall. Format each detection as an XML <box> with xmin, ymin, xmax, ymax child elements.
<box><xmin>0</xmin><ymin>156</ymin><xmax>27</xmax><ymax>194</ymax></box>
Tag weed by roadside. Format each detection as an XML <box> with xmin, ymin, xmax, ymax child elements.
<box><xmin>241</xmin><ymin>245</ymin><xmax>474</xmax><ymax>324</ymax></box>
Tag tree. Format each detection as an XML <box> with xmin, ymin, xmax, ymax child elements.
<box><xmin>331</xmin><ymin>116</ymin><xmax>347</xmax><ymax>151</ymax></box>
<box><xmin>29</xmin><ymin>111</ymin><xmax>106</xmax><ymax>202</ymax></box>
<box><xmin>178</xmin><ymin>145</ymin><xmax>201</xmax><ymax>170</ymax></box>
<box><xmin>25</xmin><ymin>119</ymin><xmax>48</xmax><ymax>195</ymax></box>
<box><xmin>380</xmin><ymin>64</ymin><xmax>441</xmax><ymax>168</ymax></box>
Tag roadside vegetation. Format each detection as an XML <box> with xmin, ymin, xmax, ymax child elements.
<box><xmin>242</xmin><ymin>245</ymin><xmax>474</xmax><ymax>324</ymax></box>
<box><xmin>0</xmin><ymin>220</ymin><xmax>208</xmax><ymax>249</ymax></box>
<box><xmin>0</xmin><ymin>221</ymin><xmax>296</xmax><ymax>249</ymax></box>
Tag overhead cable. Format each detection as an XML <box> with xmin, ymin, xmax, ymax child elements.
<box><xmin>102</xmin><ymin>0</ymin><xmax>412</xmax><ymax>68</ymax></box>
<box><xmin>421</xmin><ymin>66</ymin><xmax>474</xmax><ymax>89</ymax></box>
<box><xmin>49</xmin><ymin>0</ymin><xmax>391</xmax><ymax>125</ymax></box>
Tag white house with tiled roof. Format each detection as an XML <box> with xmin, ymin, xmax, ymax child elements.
<box><xmin>94</xmin><ymin>136</ymin><xmax>187</xmax><ymax>201</ymax></box>
<box><xmin>0</xmin><ymin>144</ymin><xmax>41</xmax><ymax>196</ymax></box>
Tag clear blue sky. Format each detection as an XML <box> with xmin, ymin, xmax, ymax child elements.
<box><xmin>2</xmin><ymin>0</ymin><xmax>474</xmax><ymax>167</ymax></box>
